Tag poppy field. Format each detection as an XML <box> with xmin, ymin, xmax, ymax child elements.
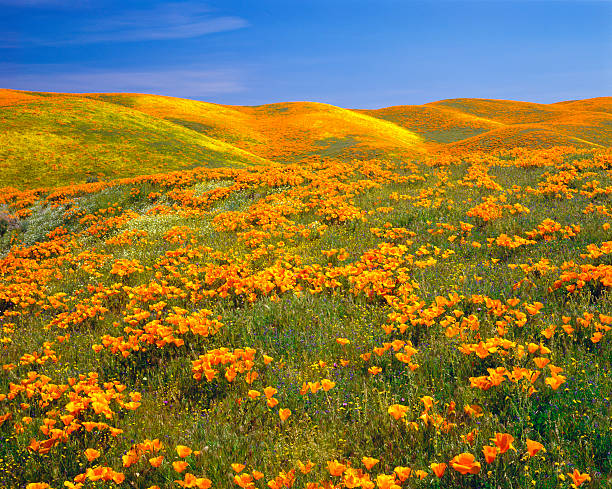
<box><xmin>0</xmin><ymin>92</ymin><xmax>611</xmax><ymax>489</ymax></box>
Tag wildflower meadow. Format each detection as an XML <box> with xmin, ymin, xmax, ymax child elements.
<box><xmin>0</xmin><ymin>90</ymin><xmax>610</xmax><ymax>489</ymax></box>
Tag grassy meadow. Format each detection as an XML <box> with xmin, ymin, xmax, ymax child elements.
<box><xmin>0</xmin><ymin>91</ymin><xmax>611</xmax><ymax>489</ymax></box>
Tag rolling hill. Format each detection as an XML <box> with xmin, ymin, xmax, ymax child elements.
<box><xmin>0</xmin><ymin>90</ymin><xmax>272</xmax><ymax>189</ymax></box>
<box><xmin>360</xmin><ymin>97</ymin><xmax>612</xmax><ymax>151</ymax></box>
<box><xmin>1</xmin><ymin>89</ymin><xmax>610</xmax><ymax>189</ymax></box>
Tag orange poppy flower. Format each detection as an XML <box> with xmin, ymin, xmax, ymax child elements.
<box><xmin>393</xmin><ymin>466</ymin><xmax>411</xmax><ymax>481</ymax></box>
<box><xmin>298</xmin><ymin>460</ymin><xmax>314</xmax><ymax>474</ymax></box>
<box><xmin>430</xmin><ymin>462</ymin><xmax>447</xmax><ymax>477</ymax></box>
<box><xmin>263</xmin><ymin>386</ymin><xmax>278</xmax><ymax>398</ymax></box>
<box><xmin>525</xmin><ymin>439</ymin><xmax>544</xmax><ymax>457</ymax></box>
<box><xmin>375</xmin><ymin>474</ymin><xmax>398</xmax><ymax>489</ymax></box>
<box><xmin>195</xmin><ymin>478</ymin><xmax>212</xmax><ymax>489</ymax></box>
<box><xmin>387</xmin><ymin>404</ymin><xmax>409</xmax><ymax>420</ymax></box>
<box><xmin>450</xmin><ymin>453</ymin><xmax>481</xmax><ymax>475</ymax></box>
<box><xmin>490</xmin><ymin>433</ymin><xmax>515</xmax><ymax>454</ymax></box>
<box><xmin>84</xmin><ymin>448</ymin><xmax>100</xmax><ymax>462</ymax></box>
<box><xmin>245</xmin><ymin>371</ymin><xmax>258</xmax><ymax>384</ymax></box>
<box><xmin>173</xmin><ymin>461</ymin><xmax>188</xmax><ymax>473</ymax></box>
<box><xmin>327</xmin><ymin>459</ymin><xmax>347</xmax><ymax>477</ymax></box>
<box><xmin>568</xmin><ymin>469</ymin><xmax>591</xmax><ymax>487</ymax></box>
<box><xmin>362</xmin><ymin>456</ymin><xmax>379</xmax><ymax>470</ymax></box>
<box><xmin>482</xmin><ymin>445</ymin><xmax>497</xmax><ymax>463</ymax></box>
<box><xmin>461</xmin><ymin>429</ymin><xmax>478</xmax><ymax>445</ymax></box>
<box><xmin>321</xmin><ymin>379</ymin><xmax>336</xmax><ymax>391</ymax></box>
<box><xmin>176</xmin><ymin>445</ymin><xmax>193</xmax><ymax>458</ymax></box>
<box><xmin>279</xmin><ymin>408</ymin><xmax>291</xmax><ymax>421</ymax></box>
<box><xmin>149</xmin><ymin>456</ymin><xmax>164</xmax><ymax>467</ymax></box>
<box><xmin>231</xmin><ymin>463</ymin><xmax>246</xmax><ymax>473</ymax></box>
<box><xmin>420</xmin><ymin>396</ymin><xmax>435</xmax><ymax>411</ymax></box>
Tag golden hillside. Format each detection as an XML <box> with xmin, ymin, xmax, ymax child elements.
<box><xmin>1</xmin><ymin>89</ymin><xmax>610</xmax><ymax>189</ymax></box>
<box><xmin>362</xmin><ymin>97</ymin><xmax>611</xmax><ymax>151</ymax></box>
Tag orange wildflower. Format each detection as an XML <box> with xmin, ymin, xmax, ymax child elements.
<box><xmin>393</xmin><ymin>466</ymin><xmax>411</xmax><ymax>481</ymax></box>
<box><xmin>526</xmin><ymin>439</ymin><xmax>545</xmax><ymax>457</ymax></box>
<box><xmin>420</xmin><ymin>395</ymin><xmax>435</xmax><ymax>411</ymax></box>
<box><xmin>362</xmin><ymin>456</ymin><xmax>379</xmax><ymax>470</ymax></box>
<box><xmin>368</xmin><ymin>366</ymin><xmax>382</xmax><ymax>375</ymax></box>
<box><xmin>327</xmin><ymin>459</ymin><xmax>346</xmax><ymax>476</ymax></box>
<box><xmin>387</xmin><ymin>404</ymin><xmax>409</xmax><ymax>420</ymax></box>
<box><xmin>490</xmin><ymin>433</ymin><xmax>516</xmax><ymax>453</ymax></box>
<box><xmin>84</xmin><ymin>448</ymin><xmax>100</xmax><ymax>462</ymax></box>
<box><xmin>450</xmin><ymin>453</ymin><xmax>481</xmax><ymax>475</ymax></box>
<box><xmin>149</xmin><ymin>456</ymin><xmax>164</xmax><ymax>467</ymax></box>
<box><xmin>430</xmin><ymin>462</ymin><xmax>447</xmax><ymax>477</ymax></box>
<box><xmin>176</xmin><ymin>445</ymin><xmax>193</xmax><ymax>458</ymax></box>
<box><xmin>568</xmin><ymin>469</ymin><xmax>591</xmax><ymax>487</ymax></box>
<box><xmin>279</xmin><ymin>408</ymin><xmax>291</xmax><ymax>421</ymax></box>
<box><xmin>375</xmin><ymin>473</ymin><xmax>398</xmax><ymax>489</ymax></box>
<box><xmin>482</xmin><ymin>445</ymin><xmax>497</xmax><ymax>463</ymax></box>
<box><xmin>173</xmin><ymin>461</ymin><xmax>188</xmax><ymax>473</ymax></box>
<box><xmin>298</xmin><ymin>460</ymin><xmax>314</xmax><ymax>474</ymax></box>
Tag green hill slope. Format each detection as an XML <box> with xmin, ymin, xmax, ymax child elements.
<box><xmin>1</xmin><ymin>89</ymin><xmax>610</xmax><ymax>190</ymax></box>
<box><xmin>0</xmin><ymin>89</ymin><xmax>270</xmax><ymax>189</ymax></box>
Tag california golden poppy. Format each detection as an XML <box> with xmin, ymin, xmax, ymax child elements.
<box><xmin>430</xmin><ymin>462</ymin><xmax>447</xmax><ymax>477</ymax></box>
<box><xmin>176</xmin><ymin>445</ymin><xmax>192</xmax><ymax>458</ymax></box>
<box><xmin>84</xmin><ymin>448</ymin><xmax>100</xmax><ymax>462</ymax></box>
<box><xmin>450</xmin><ymin>453</ymin><xmax>481</xmax><ymax>475</ymax></box>
<box><xmin>362</xmin><ymin>456</ymin><xmax>379</xmax><ymax>470</ymax></box>
<box><xmin>482</xmin><ymin>445</ymin><xmax>497</xmax><ymax>463</ymax></box>
<box><xmin>526</xmin><ymin>439</ymin><xmax>545</xmax><ymax>457</ymax></box>
<box><xmin>327</xmin><ymin>459</ymin><xmax>346</xmax><ymax>477</ymax></box>
<box><xmin>387</xmin><ymin>404</ymin><xmax>409</xmax><ymax>420</ymax></box>
<box><xmin>279</xmin><ymin>408</ymin><xmax>291</xmax><ymax>421</ymax></box>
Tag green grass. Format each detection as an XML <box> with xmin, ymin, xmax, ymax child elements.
<box><xmin>0</xmin><ymin>96</ymin><xmax>267</xmax><ymax>189</ymax></box>
<box><xmin>0</xmin><ymin>150</ymin><xmax>610</xmax><ymax>489</ymax></box>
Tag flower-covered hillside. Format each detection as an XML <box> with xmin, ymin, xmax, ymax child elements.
<box><xmin>0</xmin><ymin>145</ymin><xmax>610</xmax><ymax>488</ymax></box>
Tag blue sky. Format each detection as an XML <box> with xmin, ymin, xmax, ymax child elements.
<box><xmin>0</xmin><ymin>0</ymin><xmax>610</xmax><ymax>108</ymax></box>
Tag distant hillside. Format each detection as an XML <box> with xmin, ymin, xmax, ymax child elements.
<box><xmin>361</xmin><ymin>97</ymin><xmax>611</xmax><ymax>151</ymax></box>
<box><xmin>83</xmin><ymin>94</ymin><xmax>426</xmax><ymax>161</ymax></box>
<box><xmin>0</xmin><ymin>89</ymin><xmax>271</xmax><ymax>189</ymax></box>
<box><xmin>0</xmin><ymin>89</ymin><xmax>610</xmax><ymax>189</ymax></box>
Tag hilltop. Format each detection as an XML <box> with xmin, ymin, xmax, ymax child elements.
<box><xmin>1</xmin><ymin>89</ymin><xmax>610</xmax><ymax>189</ymax></box>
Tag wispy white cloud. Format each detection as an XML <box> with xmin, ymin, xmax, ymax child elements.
<box><xmin>72</xmin><ymin>3</ymin><xmax>247</xmax><ymax>43</ymax></box>
<box><xmin>6</xmin><ymin>2</ymin><xmax>248</xmax><ymax>45</ymax></box>
<box><xmin>0</xmin><ymin>65</ymin><xmax>245</xmax><ymax>98</ymax></box>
